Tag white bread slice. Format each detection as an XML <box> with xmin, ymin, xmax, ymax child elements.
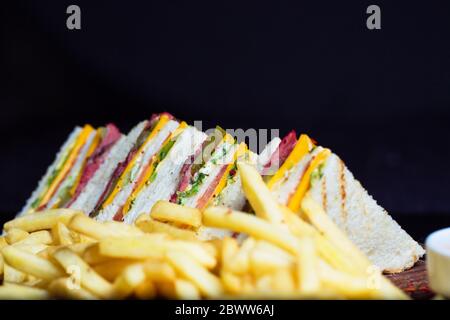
<box><xmin>309</xmin><ymin>153</ymin><xmax>425</xmax><ymax>273</ymax></box>
<box><xmin>257</xmin><ymin>137</ymin><xmax>281</xmax><ymax>174</ymax></box>
<box><xmin>122</xmin><ymin>126</ymin><xmax>207</xmax><ymax>224</ymax></box>
<box><xmin>69</xmin><ymin>121</ymin><xmax>147</xmax><ymax>214</ymax></box>
<box><xmin>17</xmin><ymin>127</ymin><xmax>82</xmax><ymax>217</ymax></box>
<box><xmin>94</xmin><ymin>120</ymin><xmax>179</xmax><ymax>221</ymax></box>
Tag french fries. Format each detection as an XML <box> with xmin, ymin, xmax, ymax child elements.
<box><xmin>0</xmin><ymin>163</ymin><xmax>407</xmax><ymax>300</ymax></box>
<box><xmin>237</xmin><ymin>162</ymin><xmax>285</xmax><ymax>225</ymax></box>
<box><xmin>151</xmin><ymin>200</ymin><xmax>202</xmax><ymax>228</ymax></box>
<box><xmin>3</xmin><ymin>209</ymin><xmax>79</xmax><ymax>232</ymax></box>
<box><xmin>166</xmin><ymin>251</ymin><xmax>223</xmax><ymax>298</ymax></box>
<box><xmin>53</xmin><ymin>248</ymin><xmax>113</xmax><ymax>299</ymax></box>
<box><xmin>5</xmin><ymin>228</ymin><xmax>29</xmax><ymax>244</ymax></box>
<box><xmin>203</xmin><ymin>206</ymin><xmax>300</xmax><ymax>254</ymax></box>
<box><xmin>98</xmin><ymin>236</ymin><xmax>166</xmax><ymax>259</ymax></box>
<box><xmin>111</xmin><ymin>264</ymin><xmax>146</xmax><ymax>299</ymax></box>
<box><xmin>14</xmin><ymin>230</ymin><xmax>53</xmax><ymax>245</ymax></box>
<box><xmin>48</xmin><ymin>277</ymin><xmax>97</xmax><ymax>300</ymax></box>
<box><xmin>51</xmin><ymin>222</ymin><xmax>74</xmax><ymax>245</ymax></box>
<box><xmin>69</xmin><ymin>214</ymin><xmax>143</xmax><ymax>240</ymax></box>
<box><xmin>0</xmin><ymin>283</ymin><xmax>50</xmax><ymax>299</ymax></box>
<box><xmin>136</xmin><ymin>218</ymin><xmax>198</xmax><ymax>241</ymax></box>
<box><xmin>174</xmin><ymin>279</ymin><xmax>201</xmax><ymax>300</ymax></box>
<box><xmin>2</xmin><ymin>246</ymin><xmax>64</xmax><ymax>281</ymax></box>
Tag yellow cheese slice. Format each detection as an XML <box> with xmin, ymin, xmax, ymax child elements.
<box><xmin>287</xmin><ymin>148</ymin><xmax>331</xmax><ymax>212</ymax></box>
<box><xmin>100</xmin><ymin>115</ymin><xmax>171</xmax><ymax>208</ymax></box>
<box><xmin>68</xmin><ymin>128</ymin><xmax>102</xmax><ymax>197</ymax></box>
<box><xmin>39</xmin><ymin>125</ymin><xmax>95</xmax><ymax>207</ymax></box>
<box><xmin>267</xmin><ymin>134</ymin><xmax>314</xmax><ymax>189</ymax></box>
<box><xmin>121</xmin><ymin>122</ymin><xmax>188</xmax><ymax>215</ymax></box>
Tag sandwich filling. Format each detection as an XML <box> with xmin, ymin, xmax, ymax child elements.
<box><xmin>45</xmin><ymin>129</ymin><xmax>100</xmax><ymax>209</ymax></box>
<box><xmin>269</xmin><ymin>133</ymin><xmax>331</xmax><ymax>211</ymax></box>
<box><xmin>172</xmin><ymin>134</ymin><xmax>238</xmax><ymax>209</ymax></box>
<box><xmin>261</xmin><ymin>130</ymin><xmax>297</xmax><ymax>176</ymax></box>
<box><xmin>117</xmin><ymin>121</ymin><xmax>188</xmax><ymax>220</ymax></box>
<box><xmin>30</xmin><ymin>125</ymin><xmax>96</xmax><ymax>212</ymax></box>
<box><xmin>67</xmin><ymin>124</ymin><xmax>122</xmax><ymax>207</ymax></box>
<box><xmin>91</xmin><ymin>115</ymin><xmax>178</xmax><ymax>218</ymax></box>
<box><xmin>122</xmin><ymin>126</ymin><xmax>207</xmax><ymax>224</ymax></box>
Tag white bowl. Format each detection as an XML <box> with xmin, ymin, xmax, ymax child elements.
<box><xmin>426</xmin><ymin>227</ymin><xmax>450</xmax><ymax>298</ymax></box>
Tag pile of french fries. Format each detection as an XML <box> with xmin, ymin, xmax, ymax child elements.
<box><xmin>0</xmin><ymin>162</ymin><xmax>407</xmax><ymax>299</ymax></box>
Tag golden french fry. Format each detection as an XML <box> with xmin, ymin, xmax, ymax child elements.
<box><xmin>166</xmin><ymin>251</ymin><xmax>223</xmax><ymax>298</ymax></box>
<box><xmin>254</xmin><ymin>240</ymin><xmax>295</xmax><ymax>262</ymax></box>
<box><xmin>220</xmin><ymin>271</ymin><xmax>241</xmax><ymax>294</ymax></box>
<box><xmin>317</xmin><ymin>260</ymin><xmax>379</xmax><ymax>299</ymax></box>
<box><xmin>0</xmin><ymin>237</ymin><xmax>8</xmax><ymax>249</ymax></box>
<box><xmin>301</xmin><ymin>195</ymin><xmax>371</xmax><ymax>272</ymax></box>
<box><xmin>204</xmin><ymin>240</ymin><xmax>220</xmax><ymax>259</ymax></box>
<box><xmin>151</xmin><ymin>201</ymin><xmax>202</xmax><ymax>228</ymax></box>
<box><xmin>12</xmin><ymin>243</ymin><xmax>48</xmax><ymax>255</ymax></box>
<box><xmin>237</xmin><ymin>161</ymin><xmax>285</xmax><ymax>224</ymax></box>
<box><xmin>166</xmin><ymin>241</ymin><xmax>217</xmax><ymax>269</ymax></box>
<box><xmin>250</xmin><ymin>248</ymin><xmax>293</xmax><ymax>277</ymax></box>
<box><xmin>271</xmin><ymin>267</ymin><xmax>296</xmax><ymax>293</ymax></box>
<box><xmin>23</xmin><ymin>276</ymin><xmax>48</xmax><ymax>288</ymax></box>
<box><xmin>53</xmin><ymin>248</ymin><xmax>113</xmax><ymax>298</ymax></box>
<box><xmin>142</xmin><ymin>260</ymin><xmax>176</xmax><ymax>282</ymax></box>
<box><xmin>71</xmin><ymin>232</ymin><xmax>97</xmax><ymax>244</ymax></box>
<box><xmin>296</xmin><ymin>237</ymin><xmax>320</xmax><ymax>293</ymax></box>
<box><xmin>3</xmin><ymin>209</ymin><xmax>79</xmax><ymax>232</ymax></box>
<box><xmin>15</xmin><ymin>230</ymin><xmax>53</xmax><ymax>245</ymax></box>
<box><xmin>227</xmin><ymin>238</ymin><xmax>255</xmax><ymax>275</ymax></box>
<box><xmin>203</xmin><ymin>207</ymin><xmax>300</xmax><ymax>255</ymax></box>
<box><xmin>83</xmin><ymin>244</ymin><xmax>112</xmax><ymax>265</ymax></box>
<box><xmin>282</xmin><ymin>206</ymin><xmax>361</xmax><ymax>274</ymax></box>
<box><xmin>111</xmin><ymin>264</ymin><xmax>146</xmax><ymax>299</ymax></box>
<box><xmin>5</xmin><ymin>228</ymin><xmax>29</xmax><ymax>244</ymax></box>
<box><xmin>174</xmin><ymin>279</ymin><xmax>200</xmax><ymax>300</ymax></box>
<box><xmin>69</xmin><ymin>214</ymin><xmax>143</xmax><ymax>240</ymax></box>
<box><xmin>48</xmin><ymin>277</ymin><xmax>97</xmax><ymax>300</ymax></box>
<box><xmin>221</xmin><ymin>237</ymin><xmax>239</xmax><ymax>269</ymax></box>
<box><xmin>281</xmin><ymin>206</ymin><xmax>316</xmax><ymax>237</ymax></box>
<box><xmin>135</xmin><ymin>279</ymin><xmax>156</xmax><ymax>299</ymax></box>
<box><xmin>67</xmin><ymin>243</ymin><xmax>94</xmax><ymax>256</ymax></box>
<box><xmin>98</xmin><ymin>236</ymin><xmax>166</xmax><ymax>259</ymax></box>
<box><xmin>94</xmin><ymin>259</ymin><xmax>140</xmax><ymax>282</ymax></box>
<box><xmin>255</xmin><ymin>274</ymin><xmax>273</xmax><ymax>292</ymax></box>
<box><xmin>136</xmin><ymin>218</ymin><xmax>198</xmax><ymax>241</ymax></box>
<box><xmin>52</xmin><ymin>222</ymin><xmax>74</xmax><ymax>245</ymax></box>
<box><xmin>2</xmin><ymin>245</ymin><xmax>64</xmax><ymax>281</ymax></box>
<box><xmin>0</xmin><ymin>283</ymin><xmax>50</xmax><ymax>299</ymax></box>
<box><xmin>103</xmin><ymin>221</ymin><xmax>144</xmax><ymax>235</ymax></box>
<box><xmin>3</xmin><ymin>263</ymin><xmax>27</xmax><ymax>283</ymax></box>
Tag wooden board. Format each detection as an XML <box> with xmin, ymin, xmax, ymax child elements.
<box><xmin>385</xmin><ymin>259</ymin><xmax>434</xmax><ymax>300</ymax></box>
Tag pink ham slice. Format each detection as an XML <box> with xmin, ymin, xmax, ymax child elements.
<box><xmin>89</xmin><ymin>146</ymin><xmax>138</xmax><ymax>214</ymax></box>
<box><xmin>261</xmin><ymin>130</ymin><xmax>297</xmax><ymax>175</ymax></box>
<box><xmin>66</xmin><ymin>124</ymin><xmax>121</xmax><ymax>207</ymax></box>
<box><xmin>169</xmin><ymin>139</ymin><xmax>209</xmax><ymax>203</ymax></box>
<box><xmin>196</xmin><ymin>164</ymin><xmax>229</xmax><ymax>209</ymax></box>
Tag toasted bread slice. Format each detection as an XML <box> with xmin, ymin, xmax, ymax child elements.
<box><xmin>309</xmin><ymin>153</ymin><xmax>425</xmax><ymax>273</ymax></box>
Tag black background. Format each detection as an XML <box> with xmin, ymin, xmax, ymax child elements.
<box><xmin>2</xmin><ymin>1</ymin><xmax>450</xmax><ymax>240</ymax></box>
